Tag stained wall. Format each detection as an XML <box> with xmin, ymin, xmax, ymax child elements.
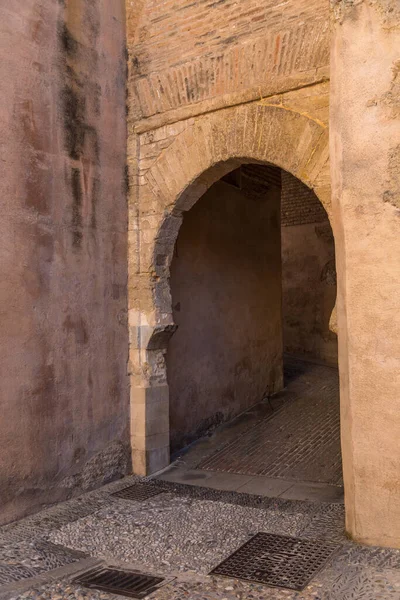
<box><xmin>0</xmin><ymin>0</ymin><xmax>128</xmax><ymax>524</ymax></box>
<box><xmin>167</xmin><ymin>175</ymin><xmax>282</xmax><ymax>452</ymax></box>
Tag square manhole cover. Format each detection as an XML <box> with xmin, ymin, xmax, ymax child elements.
<box><xmin>73</xmin><ymin>566</ymin><xmax>164</xmax><ymax>598</ymax></box>
<box><xmin>111</xmin><ymin>483</ymin><xmax>162</xmax><ymax>502</ymax></box>
<box><xmin>210</xmin><ymin>532</ymin><xmax>340</xmax><ymax>591</ymax></box>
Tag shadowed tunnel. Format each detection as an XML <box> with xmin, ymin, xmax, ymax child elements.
<box><xmin>166</xmin><ymin>163</ymin><xmax>337</xmax><ymax>454</ymax></box>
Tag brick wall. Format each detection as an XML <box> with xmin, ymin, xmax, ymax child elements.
<box><xmin>127</xmin><ymin>0</ymin><xmax>329</xmax><ymax>124</ymax></box>
<box><xmin>281</xmin><ymin>171</ymin><xmax>328</xmax><ymax>227</ymax></box>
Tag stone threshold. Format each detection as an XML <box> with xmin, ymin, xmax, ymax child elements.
<box><xmin>153</xmin><ymin>467</ymin><xmax>344</xmax><ymax>504</ymax></box>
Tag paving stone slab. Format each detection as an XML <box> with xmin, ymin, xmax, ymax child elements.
<box><xmin>298</xmin><ymin>504</ymin><xmax>346</xmax><ymax>543</ymax></box>
<box><xmin>334</xmin><ymin>545</ymin><xmax>400</xmax><ymax>570</ymax></box>
<box><xmin>152</xmin><ymin>479</ymin><xmax>321</xmax><ymax>516</ymax></box>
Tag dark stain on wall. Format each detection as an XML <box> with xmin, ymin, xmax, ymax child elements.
<box><xmin>58</xmin><ymin>9</ymin><xmax>100</xmax><ymax>249</ymax></box>
<box><xmin>61</xmin><ymin>79</ymin><xmax>85</xmax><ymax>161</ymax></box>
<box><xmin>25</xmin><ymin>154</ymin><xmax>51</xmax><ymax>215</ymax></box>
<box><xmin>124</xmin><ymin>164</ymin><xmax>130</xmax><ymax>195</ymax></box>
<box><xmin>29</xmin><ymin>364</ymin><xmax>56</xmax><ymax>420</ymax></box>
<box><xmin>58</xmin><ymin>23</ymin><xmax>86</xmax><ymax>161</ymax></box>
<box><xmin>59</xmin><ymin>22</ymin><xmax>78</xmax><ymax>56</ymax></box>
<box><xmin>184</xmin><ymin>77</ymin><xmax>195</xmax><ymax>101</ymax></box>
<box><xmin>71</xmin><ymin>167</ymin><xmax>83</xmax><ymax>248</ymax></box>
<box><xmin>131</xmin><ymin>55</ymin><xmax>141</xmax><ymax>76</ymax></box>
<box><xmin>61</xmin><ymin>75</ymin><xmax>99</xmax><ymax>164</ymax></box>
<box><xmin>63</xmin><ymin>315</ymin><xmax>89</xmax><ymax>345</ymax></box>
<box><xmin>92</xmin><ymin>82</ymin><xmax>102</xmax><ymax>117</ymax></box>
<box><xmin>90</xmin><ymin>177</ymin><xmax>100</xmax><ymax>229</ymax></box>
<box><xmin>208</xmin><ymin>0</ymin><xmax>227</xmax><ymax>8</ymax></box>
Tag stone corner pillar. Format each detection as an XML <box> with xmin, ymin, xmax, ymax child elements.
<box><xmin>128</xmin><ymin>307</ymin><xmax>175</xmax><ymax>476</ymax></box>
<box><xmin>330</xmin><ymin>0</ymin><xmax>400</xmax><ymax>548</ymax></box>
<box><xmin>130</xmin><ymin>383</ymin><xmax>170</xmax><ymax>475</ymax></box>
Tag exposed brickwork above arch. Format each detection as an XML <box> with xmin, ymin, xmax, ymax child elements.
<box><xmin>127</xmin><ymin>0</ymin><xmax>330</xmax><ymax>126</ymax></box>
<box><xmin>145</xmin><ymin>101</ymin><xmax>330</xmax><ymax>238</ymax></box>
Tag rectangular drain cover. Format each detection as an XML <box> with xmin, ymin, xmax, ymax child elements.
<box><xmin>210</xmin><ymin>532</ymin><xmax>340</xmax><ymax>591</ymax></box>
<box><xmin>73</xmin><ymin>567</ymin><xmax>164</xmax><ymax>598</ymax></box>
<box><xmin>112</xmin><ymin>483</ymin><xmax>161</xmax><ymax>502</ymax></box>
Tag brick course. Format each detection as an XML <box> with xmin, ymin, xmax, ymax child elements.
<box><xmin>281</xmin><ymin>171</ymin><xmax>328</xmax><ymax>227</ymax></box>
<box><xmin>127</xmin><ymin>0</ymin><xmax>329</xmax><ymax>122</ymax></box>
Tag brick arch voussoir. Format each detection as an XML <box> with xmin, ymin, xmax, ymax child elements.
<box><xmin>147</xmin><ymin>103</ymin><xmax>331</xmax><ymax>321</ymax></box>
<box><xmin>148</xmin><ymin>104</ymin><xmax>329</xmax><ymax>212</ymax></box>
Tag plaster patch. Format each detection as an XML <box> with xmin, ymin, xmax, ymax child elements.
<box><xmin>383</xmin><ymin>145</ymin><xmax>400</xmax><ymax>210</ymax></box>
<box><xmin>380</xmin><ymin>60</ymin><xmax>400</xmax><ymax>119</ymax></box>
<box><xmin>331</xmin><ymin>0</ymin><xmax>400</xmax><ymax>28</ymax></box>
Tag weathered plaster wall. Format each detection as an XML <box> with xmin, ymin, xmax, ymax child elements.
<box><xmin>330</xmin><ymin>0</ymin><xmax>400</xmax><ymax>547</ymax></box>
<box><xmin>281</xmin><ymin>173</ymin><xmax>337</xmax><ymax>365</ymax></box>
<box><xmin>167</xmin><ymin>177</ymin><xmax>282</xmax><ymax>452</ymax></box>
<box><xmin>0</xmin><ymin>0</ymin><xmax>128</xmax><ymax>524</ymax></box>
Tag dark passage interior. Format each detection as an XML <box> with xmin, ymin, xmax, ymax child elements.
<box><xmin>167</xmin><ymin>164</ymin><xmax>338</xmax><ymax>460</ymax></box>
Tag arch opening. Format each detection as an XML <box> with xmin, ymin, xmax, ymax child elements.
<box><xmin>164</xmin><ymin>161</ymin><xmax>341</xmax><ymax>493</ymax></box>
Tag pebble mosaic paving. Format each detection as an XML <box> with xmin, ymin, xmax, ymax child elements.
<box><xmin>0</xmin><ymin>478</ymin><xmax>398</xmax><ymax>600</ymax></box>
<box><xmin>0</xmin><ymin>362</ymin><xmax>399</xmax><ymax>599</ymax></box>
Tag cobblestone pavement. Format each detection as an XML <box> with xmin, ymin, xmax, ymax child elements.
<box><xmin>0</xmin><ymin>359</ymin><xmax>397</xmax><ymax>599</ymax></box>
<box><xmin>0</xmin><ymin>477</ymin><xmax>398</xmax><ymax>599</ymax></box>
<box><xmin>157</xmin><ymin>359</ymin><xmax>343</xmax><ymax>504</ymax></box>
<box><xmin>198</xmin><ymin>360</ymin><xmax>342</xmax><ymax>485</ymax></box>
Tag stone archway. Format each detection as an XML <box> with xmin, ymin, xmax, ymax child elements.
<box><xmin>129</xmin><ymin>101</ymin><xmax>335</xmax><ymax>476</ymax></box>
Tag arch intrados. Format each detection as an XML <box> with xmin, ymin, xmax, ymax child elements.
<box><xmin>154</xmin><ymin>154</ymin><xmax>332</xmax><ymax>269</ymax></box>
<box><xmin>152</xmin><ymin>155</ymin><xmax>335</xmax><ymax>338</ymax></box>
<box><xmin>132</xmin><ymin>102</ymin><xmax>338</xmax><ymax>481</ymax></box>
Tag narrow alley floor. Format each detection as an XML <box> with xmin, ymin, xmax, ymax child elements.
<box><xmin>0</xmin><ymin>359</ymin><xmax>399</xmax><ymax>599</ymax></box>
<box><xmin>0</xmin><ymin>474</ymin><xmax>399</xmax><ymax>600</ymax></box>
<box><xmin>159</xmin><ymin>358</ymin><xmax>343</xmax><ymax>504</ymax></box>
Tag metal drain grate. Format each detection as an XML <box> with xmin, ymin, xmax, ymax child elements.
<box><xmin>210</xmin><ymin>532</ymin><xmax>340</xmax><ymax>591</ymax></box>
<box><xmin>112</xmin><ymin>483</ymin><xmax>162</xmax><ymax>502</ymax></box>
<box><xmin>73</xmin><ymin>566</ymin><xmax>164</xmax><ymax>598</ymax></box>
